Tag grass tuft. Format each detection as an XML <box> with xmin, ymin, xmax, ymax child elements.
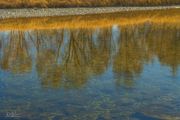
<box><xmin>0</xmin><ymin>0</ymin><xmax>179</xmax><ymax>8</ymax></box>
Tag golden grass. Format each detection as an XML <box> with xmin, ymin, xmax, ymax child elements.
<box><xmin>0</xmin><ymin>9</ymin><xmax>179</xmax><ymax>31</ymax></box>
<box><xmin>0</xmin><ymin>0</ymin><xmax>179</xmax><ymax>8</ymax></box>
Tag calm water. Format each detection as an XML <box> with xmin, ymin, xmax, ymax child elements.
<box><xmin>0</xmin><ymin>18</ymin><xmax>180</xmax><ymax>120</ymax></box>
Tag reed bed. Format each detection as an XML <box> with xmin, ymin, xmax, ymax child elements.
<box><xmin>0</xmin><ymin>0</ymin><xmax>180</xmax><ymax>8</ymax></box>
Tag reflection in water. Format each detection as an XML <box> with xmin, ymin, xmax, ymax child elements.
<box><xmin>0</xmin><ymin>31</ymin><xmax>32</xmax><ymax>73</ymax></box>
<box><xmin>0</xmin><ymin>9</ymin><xmax>179</xmax><ymax>30</ymax></box>
<box><xmin>0</xmin><ymin>23</ymin><xmax>179</xmax><ymax>88</ymax></box>
<box><xmin>0</xmin><ymin>12</ymin><xmax>180</xmax><ymax>119</ymax></box>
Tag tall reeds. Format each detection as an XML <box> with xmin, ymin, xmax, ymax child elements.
<box><xmin>0</xmin><ymin>0</ymin><xmax>179</xmax><ymax>8</ymax></box>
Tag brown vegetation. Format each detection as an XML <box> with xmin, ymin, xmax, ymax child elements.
<box><xmin>0</xmin><ymin>0</ymin><xmax>179</xmax><ymax>8</ymax></box>
<box><xmin>0</xmin><ymin>9</ymin><xmax>179</xmax><ymax>30</ymax></box>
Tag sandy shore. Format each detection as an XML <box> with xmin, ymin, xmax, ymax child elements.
<box><xmin>0</xmin><ymin>6</ymin><xmax>180</xmax><ymax>19</ymax></box>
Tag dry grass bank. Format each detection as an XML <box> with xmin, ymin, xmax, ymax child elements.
<box><xmin>0</xmin><ymin>0</ymin><xmax>180</xmax><ymax>8</ymax></box>
<box><xmin>0</xmin><ymin>9</ymin><xmax>179</xmax><ymax>30</ymax></box>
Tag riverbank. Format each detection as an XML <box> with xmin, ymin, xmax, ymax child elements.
<box><xmin>0</xmin><ymin>8</ymin><xmax>179</xmax><ymax>30</ymax></box>
<box><xmin>0</xmin><ymin>6</ymin><xmax>180</xmax><ymax>19</ymax></box>
<box><xmin>0</xmin><ymin>0</ymin><xmax>179</xmax><ymax>8</ymax></box>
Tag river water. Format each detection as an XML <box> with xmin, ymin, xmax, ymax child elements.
<box><xmin>0</xmin><ymin>10</ymin><xmax>180</xmax><ymax>120</ymax></box>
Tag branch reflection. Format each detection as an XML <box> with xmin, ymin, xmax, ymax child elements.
<box><xmin>0</xmin><ymin>22</ymin><xmax>179</xmax><ymax>88</ymax></box>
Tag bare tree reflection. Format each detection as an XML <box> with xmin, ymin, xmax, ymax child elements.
<box><xmin>33</xmin><ymin>30</ymin><xmax>64</xmax><ymax>88</ymax></box>
<box><xmin>0</xmin><ymin>31</ymin><xmax>32</xmax><ymax>73</ymax></box>
<box><xmin>0</xmin><ymin>22</ymin><xmax>179</xmax><ymax>88</ymax></box>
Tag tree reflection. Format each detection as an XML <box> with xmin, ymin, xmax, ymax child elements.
<box><xmin>33</xmin><ymin>30</ymin><xmax>64</xmax><ymax>88</ymax></box>
<box><xmin>146</xmin><ymin>26</ymin><xmax>180</xmax><ymax>76</ymax></box>
<box><xmin>0</xmin><ymin>31</ymin><xmax>32</xmax><ymax>73</ymax></box>
<box><xmin>0</xmin><ymin>22</ymin><xmax>179</xmax><ymax>88</ymax></box>
<box><xmin>113</xmin><ymin>25</ymin><xmax>145</xmax><ymax>82</ymax></box>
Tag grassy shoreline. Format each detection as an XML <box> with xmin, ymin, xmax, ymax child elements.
<box><xmin>0</xmin><ymin>0</ymin><xmax>179</xmax><ymax>8</ymax></box>
<box><xmin>0</xmin><ymin>8</ymin><xmax>179</xmax><ymax>30</ymax></box>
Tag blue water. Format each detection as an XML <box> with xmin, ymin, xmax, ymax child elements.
<box><xmin>0</xmin><ymin>22</ymin><xmax>180</xmax><ymax>120</ymax></box>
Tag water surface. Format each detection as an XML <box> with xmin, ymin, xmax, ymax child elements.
<box><xmin>0</xmin><ymin>11</ymin><xmax>180</xmax><ymax>120</ymax></box>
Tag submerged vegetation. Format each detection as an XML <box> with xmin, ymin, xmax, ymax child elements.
<box><xmin>0</xmin><ymin>0</ymin><xmax>179</xmax><ymax>8</ymax></box>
